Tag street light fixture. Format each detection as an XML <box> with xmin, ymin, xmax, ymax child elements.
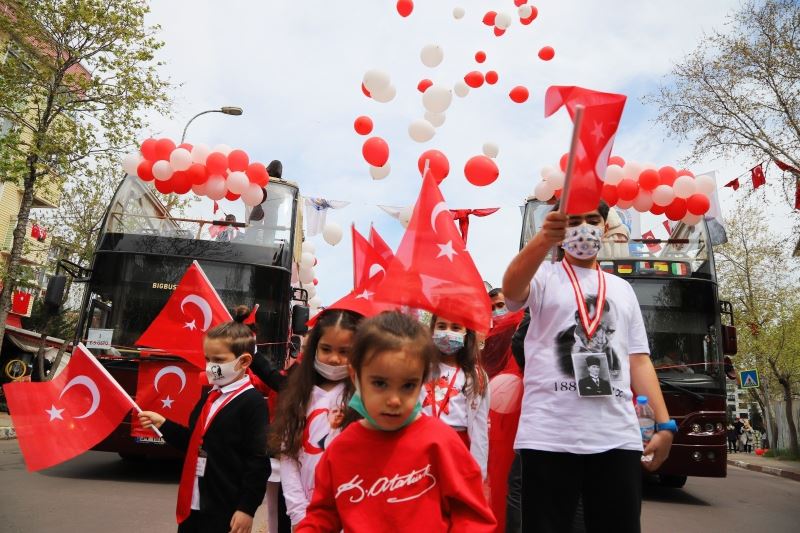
<box><xmin>181</xmin><ymin>106</ymin><xmax>244</xmax><ymax>143</ymax></box>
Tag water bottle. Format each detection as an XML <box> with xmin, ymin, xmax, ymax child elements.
<box><xmin>636</xmin><ymin>395</ymin><xmax>656</xmax><ymax>444</ymax></box>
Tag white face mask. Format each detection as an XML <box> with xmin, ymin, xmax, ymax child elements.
<box><xmin>561</xmin><ymin>223</ymin><xmax>603</xmax><ymax>260</ymax></box>
<box><xmin>206</xmin><ymin>359</ymin><xmax>244</xmax><ymax>387</ymax></box>
<box><xmin>314</xmin><ymin>356</ymin><xmax>350</xmax><ymax>381</ymax></box>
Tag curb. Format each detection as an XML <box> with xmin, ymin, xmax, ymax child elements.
<box><xmin>0</xmin><ymin>426</ymin><xmax>16</xmax><ymax>440</ymax></box>
<box><xmin>728</xmin><ymin>459</ymin><xmax>800</xmax><ymax>483</ymax></box>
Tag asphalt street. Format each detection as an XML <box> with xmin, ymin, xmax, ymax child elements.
<box><xmin>0</xmin><ymin>439</ymin><xmax>798</xmax><ymax>532</ymax></box>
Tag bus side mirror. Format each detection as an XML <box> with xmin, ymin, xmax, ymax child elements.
<box><xmin>291</xmin><ymin>305</ymin><xmax>310</xmax><ymax>335</ymax></box>
<box><xmin>44</xmin><ymin>275</ymin><xmax>67</xmax><ymax>311</ymax></box>
<box><xmin>721</xmin><ymin>325</ymin><xmax>737</xmax><ymax>356</ymax></box>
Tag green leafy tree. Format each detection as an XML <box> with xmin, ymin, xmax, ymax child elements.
<box><xmin>0</xmin><ymin>0</ymin><xmax>170</xmax><ymax>348</ymax></box>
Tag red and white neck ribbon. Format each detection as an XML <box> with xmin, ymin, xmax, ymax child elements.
<box><xmin>562</xmin><ymin>260</ymin><xmax>606</xmax><ymax>339</ymax></box>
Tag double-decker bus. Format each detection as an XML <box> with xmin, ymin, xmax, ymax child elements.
<box><xmin>65</xmin><ymin>173</ymin><xmax>306</xmax><ymax>458</ymax></box>
<box><xmin>520</xmin><ymin>198</ymin><xmax>737</xmax><ymax>487</ymax></box>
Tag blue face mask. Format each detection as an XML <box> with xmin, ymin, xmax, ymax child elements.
<box><xmin>432</xmin><ymin>330</ymin><xmax>465</xmax><ymax>355</ymax></box>
<box><xmin>347</xmin><ymin>376</ymin><xmax>422</xmax><ymax>431</ymax></box>
<box><xmin>492</xmin><ymin>307</ymin><xmax>508</xmax><ymax>318</ymax></box>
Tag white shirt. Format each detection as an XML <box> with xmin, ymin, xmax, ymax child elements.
<box><xmin>191</xmin><ymin>375</ymin><xmax>253</xmax><ymax>511</ymax></box>
<box><xmin>507</xmin><ymin>261</ymin><xmax>650</xmax><ymax>454</ymax></box>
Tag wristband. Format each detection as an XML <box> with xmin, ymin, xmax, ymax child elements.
<box><xmin>655</xmin><ymin>420</ymin><xmax>678</xmax><ymax>433</ymax></box>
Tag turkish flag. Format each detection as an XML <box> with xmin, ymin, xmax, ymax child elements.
<box><xmin>482</xmin><ymin>309</ymin><xmax>524</xmax><ymax>379</ymax></box>
<box><xmin>12</xmin><ymin>291</ymin><xmax>31</xmax><ymax>315</ymax></box>
<box><xmin>312</xmin><ymin>256</ymin><xmax>396</xmax><ymax>324</ymax></box>
<box><xmin>545</xmin><ymin>86</ymin><xmax>627</xmax><ymax>214</ymax></box>
<box><xmin>130</xmin><ymin>360</ymin><xmax>203</xmax><ymax>438</ymax></box>
<box><xmin>369</xmin><ymin>225</ymin><xmax>394</xmax><ymax>263</ymax></box>
<box><xmin>135</xmin><ymin>261</ymin><xmax>232</xmax><ymax>368</ymax></box>
<box><xmin>352</xmin><ymin>225</ymin><xmax>388</xmax><ymax>289</ymax></box>
<box><xmin>641</xmin><ymin>230</ymin><xmax>662</xmax><ymax>253</ymax></box>
<box><xmin>751</xmin><ymin>164</ymin><xmax>766</xmax><ymax>189</ymax></box>
<box><xmin>2</xmin><ymin>344</ymin><xmax>134</xmax><ymax>471</ymax></box>
<box><xmin>723</xmin><ymin>178</ymin><xmax>740</xmax><ymax>191</ymax></box>
<box><xmin>373</xmin><ymin>172</ymin><xmax>492</xmax><ymax>334</ymax></box>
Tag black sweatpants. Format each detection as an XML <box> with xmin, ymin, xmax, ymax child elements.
<box><xmin>520</xmin><ymin>448</ymin><xmax>642</xmax><ymax>533</ymax></box>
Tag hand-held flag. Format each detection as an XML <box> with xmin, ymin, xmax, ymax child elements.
<box><xmin>130</xmin><ymin>359</ymin><xmax>203</xmax><ymax>438</ymax></box>
<box><xmin>352</xmin><ymin>225</ymin><xmax>388</xmax><ymax>290</ymax></box>
<box><xmin>368</xmin><ymin>225</ymin><xmax>394</xmax><ymax>263</ymax></box>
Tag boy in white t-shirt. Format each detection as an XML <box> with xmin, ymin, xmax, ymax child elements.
<box><xmin>502</xmin><ymin>201</ymin><xmax>674</xmax><ymax>533</ymax></box>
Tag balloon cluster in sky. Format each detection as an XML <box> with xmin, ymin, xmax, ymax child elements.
<box><xmin>357</xmin><ymin>1</ymin><xmax>555</xmax><ymax>187</ymax></box>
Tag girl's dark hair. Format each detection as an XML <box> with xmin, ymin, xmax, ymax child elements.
<box><xmin>205</xmin><ymin>306</ymin><xmax>256</xmax><ymax>357</ymax></box>
<box><xmin>430</xmin><ymin>315</ymin><xmax>487</xmax><ymax>398</ymax></box>
<box><xmin>341</xmin><ymin>311</ymin><xmax>438</xmax><ymax>427</ymax></box>
<box><xmin>550</xmin><ymin>199</ymin><xmax>610</xmax><ymax>220</ymax></box>
<box><xmin>268</xmin><ymin>309</ymin><xmax>362</xmax><ymax>458</ymax></box>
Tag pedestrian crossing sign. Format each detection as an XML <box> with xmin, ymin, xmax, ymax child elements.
<box><xmin>740</xmin><ymin>369</ymin><xmax>760</xmax><ymax>389</ymax></box>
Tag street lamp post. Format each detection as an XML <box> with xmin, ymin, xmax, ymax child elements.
<box><xmin>180</xmin><ymin>106</ymin><xmax>243</xmax><ymax>143</ymax></box>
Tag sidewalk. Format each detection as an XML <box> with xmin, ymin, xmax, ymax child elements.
<box><xmin>728</xmin><ymin>452</ymin><xmax>800</xmax><ymax>482</ymax></box>
<box><xmin>0</xmin><ymin>411</ymin><xmax>14</xmax><ymax>440</ymax></box>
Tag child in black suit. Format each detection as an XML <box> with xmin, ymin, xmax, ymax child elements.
<box><xmin>140</xmin><ymin>306</ymin><xmax>269</xmax><ymax>533</ymax></box>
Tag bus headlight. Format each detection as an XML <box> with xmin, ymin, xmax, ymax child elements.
<box><xmin>691</xmin><ymin>423</ymin><xmax>702</xmax><ymax>433</ymax></box>
<box><xmin>716</xmin><ymin>423</ymin><xmax>724</xmax><ymax>432</ymax></box>
<box><xmin>705</xmin><ymin>423</ymin><xmax>715</xmax><ymax>432</ymax></box>
<box><xmin>692</xmin><ymin>451</ymin><xmax>703</xmax><ymax>461</ymax></box>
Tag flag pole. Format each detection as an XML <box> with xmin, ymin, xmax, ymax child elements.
<box><xmin>552</xmin><ymin>104</ymin><xmax>586</xmax><ymax>262</ymax></box>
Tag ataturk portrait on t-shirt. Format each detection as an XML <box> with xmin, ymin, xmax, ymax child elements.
<box><xmin>555</xmin><ymin>295</ymin><xmax>621</xmax><ymax>379</ymax></box>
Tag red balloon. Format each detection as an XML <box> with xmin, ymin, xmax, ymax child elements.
<box><xmin>638</xmin><ymin>169</ymin><xmax>660</xmax><ymax>191</ymax></box>
<box><xmin>225</xmin><ymin>191</ymin><xmax>241</xmax><ymax>201</ymax></box>
<box><xmin>465</xmin><ymin>71</ymin><xmax>485</xmax><ymax>88</ymax></box>
<box><xmin>140</xmin><ymin>138</ymin><xmax>158</xmax><ymax>160</ymax></box>
<box><xmin>418</xmin><ymin>149</ymin><xmax>450</xmax><ymax>183</ymax></box>
<box><xmin>617</xmin><ymin>178</ymin><xmax>639</xmax><ymax>201</ymax></box>
<box><xmin>494</xmin><ymin>27</ymin><xmax>506</xmax><ymax>37</ymax></box>
<box><xmin>171</xmin><ymin>171</ymin><xmax>192</xmax><ymax>194</ymax></box>
<box><xmin>396</xmin><ymin>0</ymin><xmax>413</xmax><ymax>17</ymax></box>
<box><xmin>475</xmin><ymin>51</ymin><xmax>487</xmax><ymax>63</ymax></box>
<box><xmin>554</xmin><ymin>188</ymin><xmax>562</xmax><ymax>199</ymax></box>
<box><xmin>686</xmin><ymin>193</ymin><xmax>710</xmax><ymax>215</ymax></box>
<box><xmin>483</xmin><ymin>11</ymin><xmax>497</xmax><ymax>26</ymax></box>
<box><xmin>154</xmin><ymin>178</ymin><xmax>173</xmax><ymax>194</ymax></box>
<box><xmin>154</xmin><ymin>138</ymin><xmax>175</xmax><ymax>161</ymax></box>
<box><xmin>755</xmin><ymin>448</ymin><xmax>764</xmax><ymax>456</ymax></box>
<box><xmin>559</xmin><ymin>153</ymin><xmax>569</xmax><ymax>172</ymax></box>
<box><xmin>464</xmin><ymin>155</ymin><xmax>499</xmax><ymax>186</ymax></box>
<box><xmin>206</xmin><ymin>152</ymin><xmax>228</xmax><ymax>175</ymax></box>
<box><xmin>246</xmin><ymin>162</ymin><xmax>269</xmax><ymax>186</ymax></box>
<box><xmin>509</xmin><ymin>86</ymin><xmax>529</xmax><ymax>103</ymax></box>
<box><xmin>520</xmin><ymin>6</ymin><xmax>538</xmax><ymax>24</ymax></box>
<box><xmin>676</xmin><ymin>168</ymin><xmax>695</xmax><ymax>178</ymax></box>
<box><xmin>137</xmin><ymin>159</ymin><xmax>154</xmax><ymax>181</ymax></box>
<box><xmin>178</xmin><ymin>143</ymin><xmax>193</xmax><ymax>151</ymax></box>
<box><xmin>609</xmin><ymin>155</ymin><xmax>626</xmax><ymax>167</ymax></box>
<box><xmin>187</xmin><ymin>163</ymin><xmax>208</xmax><ymax>185</ymax></box>
<box><xmin>665</xmin><ymin>198</ymin><xmax>687</xmax><ymax>221</ymax></box>
<box><xmin>658</xmin><ymin>166</ymin><xmax>678</xmax><ymax>186</ymax></box>
<box><xmin>417</xmin><ymin>79</ymin><xmax>433</xmax><ymax>93</ymax></box>
<box><xmin>312</xmin><ymin>278</ymin><xmax>319</xmax><ymax>286</ymax></box>
<box><xmin>538</xmin><ymin>46</ymin><xmax>555</xmax><ymax>61</ymax></box>
<box><xmin>227</xmin><ymin>149</ymin><xmax>250</xmax><ymax>172</ymax></box>
<box><xmin>650</xmin><ymin>204</ymin><xmax>666</xmax><ymax>215</ymax></box>
<box><xmin>361</xmin><ymin>83</ymin><xmax>371</xmax><ymax>98</ymax></box>
<box><xmin>354</xmin><ymin>115</ymin><xmax>374</xmax><ymax>135</ymax></box>
<box><xmin>362</xmin><ymin>137</ymin><xmax>389</xmax><ymax>167</ymax></box>
<box><xmin>485</xmin><ymin>71</ymin><xmax>499</xmax><ymax>85</ymax></box>
<box><xmin>514</xmin><ymin>0</ymin><xmax>528</xmax><ymax>5</ymax></box>
<box><xmin>601</xmin><ymin>184</ymin><xmax>619</xmax><ymax>206</ymax></box>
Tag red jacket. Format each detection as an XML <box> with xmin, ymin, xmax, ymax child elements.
<box><xmin>297</xmin><ymin>415</ymin><xmax>496</xmax><ymax>532</ymax></box>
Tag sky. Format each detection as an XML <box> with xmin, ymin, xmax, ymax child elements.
<box><xmin>140</xmin><ymin>0</ymin><xmax>795</xmax><ymax>306</ymax></box>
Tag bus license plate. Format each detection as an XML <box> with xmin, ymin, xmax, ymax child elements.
<box><xmin>135</xmin><ymin>436</ymin><xmax>165</xmax><ymax>445</ymax></box>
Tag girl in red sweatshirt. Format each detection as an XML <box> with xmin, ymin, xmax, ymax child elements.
<box><xmin>297</xmin><ymin>311</ymin><xmax>496</xmax><ymax>532</ymax></box>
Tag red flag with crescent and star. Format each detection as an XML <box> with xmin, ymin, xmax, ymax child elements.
<box><xmin>130</xmin><ymin>360</ymin><xmax>203</xmax><ymax>438</ymax></box>
<box><xmin>373</xmin><ymin>172</ymin><xmax>492</xmax><ymax>334</ymax></box>
<box><xmin>2</xmin><ymin>344</ymin><xmax>135</xmax><ymax>471</ymax></box>
<box><xmin>352</xmin><ymin>225</ymin><xmax>389</xmax><ymax>290</ymax></box>
<box><xmin>545</xmin><ymin>86</ymin><xmax>627</xmax><ymax>214</ymax></box>
<box><xmin>368</xmin><ymin>225</ymin><xmax>394</xmax><ymax>263</ymax></box>
<box><xmin>135</xmin><ymin>261</ymin><xmax>232</xmax><ymax>368</ymax></box>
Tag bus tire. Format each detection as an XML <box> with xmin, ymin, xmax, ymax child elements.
<box><xmin>659</xmin><ymin>474</ymin><xmax>687</xmax><ymax>488</ymax></box>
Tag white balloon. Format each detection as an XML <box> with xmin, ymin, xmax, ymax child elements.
<box><xmin>540</xmin><ymin>166</ymin><xmax>555</xmax><ymax>180</ymax></box>
<box><xmin>369</xmin><ymin>163</ymin><xmax>391</xmax><ymax>180</ymax></box>
<box><xmin>152</xmin><ymin>160</ymin><xmax>173</xmax><ymax>181</ymax></box>
<box><xmin>211</xmin><ymin>144</ymin><xmax>232</xmax><ymax>156</ymax></box>
<box><xmin>300</xmin><ymin>252</ymin><xmax>315</xmax><ymax>269</ymax></box>
<box><xmin>299</xmin><ymin>267</ymin><xmax>315</xmax><ymax>285</ymax></box>
<box><xmin>191</xmin><ymin>182</ymin><xmax>208</xmax><ymax>196</ymax></box>
<box><xmin>547</xmin><ymin>171</ymin><xmax>565</xmax><ymax>190</ymax></box>
<box><xmin>422</xmin><ymin>84</ymin><xmax>452</xmax><ymax>113</ymax></box>
<box><xmin>420</xmin><ymin>44</ymin><xmax>444</xmax><ymax>68</ymax></box>
<box><xmin>534</xmin><ymin>181</ymin><xmax>555</xmax><ymax>202</ymax></box>
<box><xmin>616</xmin><ymin>199</ymin><xmax>634</xmax><ymax>210</ymax></box>
<box><xmin>226</xmin><ymin>171</ymin><xmax>249</xmax><ymax>194</ymax></box>
<box><xmin>495</xmin><ymin>12</ymin><xmax>513</xmax><ymax>29</ymax></box>
<box><xmin>643</xmin><ymin>162</ymin><xmax>658</xmax><ymax>170</ymax></box>
<box><xmin>652</xmin><ymin>185</ymin><xmax>675</xmax><ymax>206</ymax></box>
<box><xmin>304</xmin><ymin>284</ymin><xmax>317</xmax><ymax>299</ymax></box>
<box><xmin>518</xmin><ymin>5</ymin><xmax>533</xmax><ymax>18</ymax></box>
<box><xmin>454</xmin><ymin>81</ymin><xmax>470</xmax><ymax>98</ymax></box>
<box><xmin>633</xmin><ymin>190</ymin><xmax>653</xmax><ymax>212</ymax></box>
<box><xmin>623</xmin><ymin>161</ymin><xmax>643</xmax><ymax>180</ymax></box>
<box><xmin>122</xmin><ymin>153</ymin><xmax>142</xmax><ymax>176</ymax></box>
<box><xmin>301</xmin><ymin>241</ymin><xmax>316</xmax><ymax>254</ymax></box>
<box><xmin>482</xmin><ymin>142</ymin><xmax>499</xmax><ymax>158</ymax></box>
<box><xmin>308</xmin><ymin>296</ymin><xmax>323</xmax><ymax>309</ymax></box>
<box><xmin>169</xmin><ymin>148</ymin><xmax>192</xmax><ymax>171</ymax></box>
<box><xmin>425</xmin><ymin>111</ymin><xmax>446</xmax><ymax>128</ymax></box>
<box><xmin>323</xmin><ymin>222</ymin><xmax>343</xmax><ymax>246</ymax></box>
<box><xmin>191</xmin><ymin>143</ymin><xmax>210</xmax><ymax>164</ymax></box>
<box><xmin>371</xmin><ymin>84</ymin><xmax>396</xmax><ymax>103</ymax></box>
<box><xmin>673</xmin><ymin>175</ymin><xmax>696</xmax><ymax>199</ymax></box>
<box><xmin>408</xmin><ymin>119</ymin><xmax>436</xmax><ymax>143</ymax></box>
<box><xmin>399</xmin><ymin>205</ymin><xmax>413</xmax><ymax>228</ymax></box>
<box><xmin>682</xmin><ymin>213</ymin><xmax>703</xmax><ymax>226</ymax></box>
<box><xmin>363</xmin><ymin>69</ymin><xmax>391</xmax><ymax>94</ymax></box>
<box><xmin>694</xmin><ymin>174</ymin><xmax>716</xmax><ymax>195</ymax></box>
<box><xmin>453</xmin><ymin>6</ymin><xmax>465</xmax><ymax>19</ymax></box>
<box><xmin>205</xmin><ymin>175</ymin><xmax>227</xmax><ymax>201</ymax></box>
<box><xmin>605</xmin><ymin>164</ymin><xmax>625</xmax><ymax>185</ymax></box>
<box><xmin>242</xmin><ymin>183</ymin><xmax>264</xmax><ymax>206</ymax></box>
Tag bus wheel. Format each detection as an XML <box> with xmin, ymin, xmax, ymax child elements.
<box><xmin>659</xmin><ymin>474</ymin><xmax>687</xmax><ymax>488</ymax></box>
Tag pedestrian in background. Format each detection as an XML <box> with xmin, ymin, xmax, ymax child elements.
<box><xmin>727</xmin><ymin>424</ymin><xmax>737</xmax><ymax>453</ymax></box>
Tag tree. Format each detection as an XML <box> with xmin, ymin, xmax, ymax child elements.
<box><xmin>0</xmin><ymin>0</ymin><xmax>170</xmax><ymax>348</ymax></box>
<box><xmin>715</xmin><ymin>200</ymin><xmax>800</xmax><ymax>456</ymax></box>
<box><xmin>646</xmin><ymin>0</ymin><xmax>800</xmax><ymax>211</ymax></box>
